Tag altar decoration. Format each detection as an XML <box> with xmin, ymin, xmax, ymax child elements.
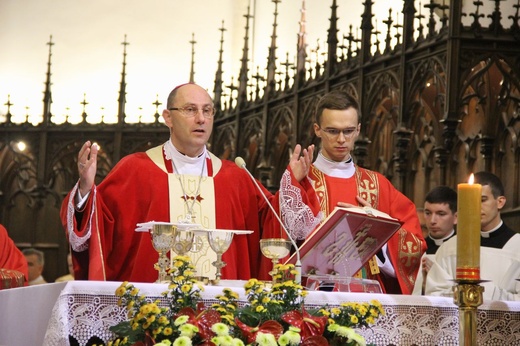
<box><xmin>454</xmin><ymin>174</ymin><xmax>484</xmax><ymax>346</ymax></box>
<box><xmin>108</xmin><ymin>257</ymin><xmax>384</xmax><ymax>346</ymax></box>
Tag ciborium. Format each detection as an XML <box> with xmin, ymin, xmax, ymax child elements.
<box><xmin>260</xmin><ymin>238</ymin><xmax>292</xmax><ymax>282</ymax></box>
<box><xmin>150</xmin><ymin>223</ymin><xmax>177</xmax><ymax>283</ymax></box>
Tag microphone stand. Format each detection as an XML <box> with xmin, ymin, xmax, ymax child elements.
<box><xmin>235</xmin><ymin>157</ymin><xmax>302</xmax><ymax>285</ymax></box>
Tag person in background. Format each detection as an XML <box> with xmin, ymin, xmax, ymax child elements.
<box><xmin>55</xmin><ymin>252</ymin><xmax>74</xmax><ymax>282</ymax></box>
<box><xmin>281</xmin><ymin>90</ymin><xmax>426</xmax><ymax>294</ymax></box>
<box><xmin>23</xmin><ymin>248</ymin><xmax>47</xmax><ymax>285</ymax></box>
<box><xmin>0</xmin><ymin>224</ymin><xmax>28</xmax><ymax>287</ymax></box>
<box><xmin>424</xmin><ymin>171</ymin><xmax>520</xmax><ymax>300</ymax></box>
<box><xmin>61</xmin><ymin>82</ymin><xmax>319</xmax><ymax>283</ymax></box>
<box><xmin>412</xmin><ymin>186</ymin><xmax>457</xmax><ymax>295</ymax></box>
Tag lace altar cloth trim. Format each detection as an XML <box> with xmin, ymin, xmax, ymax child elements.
<box><xmin>43</xmin><ymin>281</ymin><xmax>520</xmax><ymax>346</ymax></box>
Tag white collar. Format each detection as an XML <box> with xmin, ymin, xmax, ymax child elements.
<box><xmin>313</xmin><ymin>151</ymin><xmax>355</xmax><ymax>178</ymax></box>
<box><xmin>429</xmin><ymin>229</ymin><xmax>455</xmax><ymax>246</ymax></box>
<box><xmin>163</xmin><ymin>140</ymin><xmax>208</xmax><ymax>175</ymax></box>
<box><xmin>481</xmin><ymin>220</ymin><xmax>503</xmax><ymax>238</ymax></box>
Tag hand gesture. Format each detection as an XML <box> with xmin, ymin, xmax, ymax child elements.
<box><xmin>337</xmin><ymin>195</ymin><xmax>371</xmax><ymax>209</ymax></box>
<box><xmin>289</xmin><ymin>144</ymin><xmax>315</xmax><ymax>182</ymax></box>
<box><xmin>77</xmin><ymin>141</ymin><xmax>98</xmax><ymax>196</ymax></box>
<box><xmin>422</xmin><ymin>256</ymin><xmax>433</xmax><ymax>276</ymax></box>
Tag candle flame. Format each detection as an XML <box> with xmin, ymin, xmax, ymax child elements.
<box><xmin>468</xmin><ymin>173</ymin><xmax>474</xmax><ymax>184</ymax></box>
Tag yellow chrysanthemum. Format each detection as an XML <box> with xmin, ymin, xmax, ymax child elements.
<box><xmin>331</xmin><ymin>307</ymin><xmax>341</xmax><ymax>315</ymax></box>
<box><xmin>115</xmin><ymin>286</ymin><xmax>127</xmax><ymax>297</ymax></box>
<box><xmin>140</xmin><ymin>305</ymin><xmax>153</xmax><ymax>314</ymax></box>
<box><xmin>221</xmin><ymin>315</ymin><xmax>235</xmax><ymax>325</ymax></box>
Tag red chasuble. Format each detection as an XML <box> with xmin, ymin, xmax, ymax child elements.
<box><xmin>61</xmin><ymin>145</ymin><xmax>318</xmax><ymax>283</ymax></box>
<box><xmin>0</xmin><ymin>224</ymin><xmax>28</xmax><ymax>287</ymax></box>
<box><xmin>309</xmin><ymin>165</ymin><xmax>425</xmax><ymax>294</ymax></box>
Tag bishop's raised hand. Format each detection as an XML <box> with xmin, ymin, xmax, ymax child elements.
<box><xmin>77</xmin><ymin>141</ymin><xmax>98</xmax><ymax>197</ymax></box>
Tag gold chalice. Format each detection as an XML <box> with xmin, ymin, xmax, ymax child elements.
<box><xmin>260</xmin><ymin>238</ymin><xmax>292</xmax><ymax>282</ymax></box>
<box><xmin>207</xmin><ymin>230</ymin><xmax>234</xmax><ymax>284</ymax></box>
<box><xmin>151</xmin><ymin>224</ymin><xmax>177</xmax><ymax>283</ymax></box>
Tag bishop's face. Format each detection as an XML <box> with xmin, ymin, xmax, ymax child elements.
<box><xmin>162</xmin><ymin>84</ymin><xmax>214</xmax><ymax>157</ymax></box>
<box><xmin>314</xmin><ymin>107</ymin><xmax>360</xmax><ymax>162</ymax></box>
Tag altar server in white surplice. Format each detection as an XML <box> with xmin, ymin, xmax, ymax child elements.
<box><xmin>412</xmin><ymin>186</ymin><xmax>457</xmax><ymax>295</ymax></box>
<box><xmin>424</xmin><ymin>172</ymin><xmax>520</xmax><ymax>301</ymax></box>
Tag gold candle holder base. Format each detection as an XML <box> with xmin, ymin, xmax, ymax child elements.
<box><xmin>453</xmin><ymin>279</ymin><xmax>487</xmax><ymax>346</ymax></box>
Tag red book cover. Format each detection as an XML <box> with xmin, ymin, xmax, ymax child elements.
<box><xmin>285</xmin><ymin>207</ymin><xmax>402</xmax><ymax>277</ymax></box>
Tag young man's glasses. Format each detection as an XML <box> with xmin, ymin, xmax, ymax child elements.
<box><xmin>168</xmin><ymin>105</ymin><xmax>215</xmax><ymax>118</ymax></box>
<box><xmin>319</xmin><ymin>126</ymin><xmax>358</xmax><ymax>139</ymax></box>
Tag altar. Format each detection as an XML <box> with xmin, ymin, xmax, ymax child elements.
<box><xmin>2</xmin><ymin>280</ymin><xmax>520</xmax><ymax>345</ymax></box>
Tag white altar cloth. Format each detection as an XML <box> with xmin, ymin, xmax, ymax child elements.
<box><xmin>2</xmin><ymin>280</ymin><xmax>520</xmax><ymax>345</ymax></box>
<box><xmin>0</xmin><ymin>282</ymin><xmax>67</xmax><ymax>346</ymax></box>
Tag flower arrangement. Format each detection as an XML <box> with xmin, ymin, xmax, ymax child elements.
<box><xmin>108</xmin><ymin>255</ymin><xmax>384</xmax><ymax>346</ymax></box>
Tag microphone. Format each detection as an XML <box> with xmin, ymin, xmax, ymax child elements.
<box><xmin>235</xmin><ymin>156</ymin><xmax>302</xmax><ymax>284</ymax></box>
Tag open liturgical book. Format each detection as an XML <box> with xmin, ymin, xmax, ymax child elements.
<box><xmin>285</xmin><ymin>206</ymin><xmax>402</xmax><ymax>277</ymax></box>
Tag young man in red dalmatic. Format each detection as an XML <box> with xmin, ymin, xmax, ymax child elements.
<box><xmin>61</xmin><ymin>83</ymin><xmax>319</xmax><ymax>283</ymax></box>
<box><xmin>282</xmin><ymin>90</ymin><xmax>426</xmax><ymax>294</ymax></box>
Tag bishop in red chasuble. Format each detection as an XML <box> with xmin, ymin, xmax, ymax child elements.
<box><xmin>61</xmin><ymin>142</ymin><xmax>319</xmax><ymax>283</ymax></box>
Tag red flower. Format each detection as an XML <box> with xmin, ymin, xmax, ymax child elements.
<box><xmin>300</xmin><ymin>335</ymin><xmax>329</xmax><ymax>346</ymax></box>
<box><xmin>132</xmin><ymin>330</ymin><xmax>155</xmax><ymax>346</ymax></box>
<box><xmin>281</xmin><ymin>308</ymin><xmax>328</xmax><ymax>341</ymax></box>
<box><xmin>235</xmin><ymin>318</ymin><xmax>284</xmax><ymax>344</ymax></box>
<box><xmin>176</xmin><ymin>306</ymin><xmax>221</xmax><ymax>341</ymax></box>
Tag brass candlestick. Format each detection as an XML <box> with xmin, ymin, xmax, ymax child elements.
<box><xmin>453</xmin><ymin>280</ymin><xmax>485</xmax><ymax>346</ymax></box>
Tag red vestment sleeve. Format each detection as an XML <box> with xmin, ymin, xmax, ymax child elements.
<box><xmin>367</xmin><ymin>171</ymin><xmax>426</xmax><ymax>294</ymax></box>
<box><xmin>0</xmin><ymin>224</ymin><xmax>28</xmax><ymax>285</ymax></box>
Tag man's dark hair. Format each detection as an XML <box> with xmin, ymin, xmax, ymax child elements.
<box><xmin>474</xmin><ymin>171</ymin><xmax>505</xmax><ymax>198</ymax></box>
<box><xmin>315</xmin><ymin>90</ymin><xmax>360</xmax><ymax>125</ymax></box>
<box><xmin>425</xmin><ymin>186</ymin><xmax>457</xmax><ymax>213</ymax></box>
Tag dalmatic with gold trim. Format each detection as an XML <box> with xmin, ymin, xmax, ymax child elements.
<box><xmin>309</xmin><ymin>165</ymin><xmax>425</xmax><ymax>294</ymax></box>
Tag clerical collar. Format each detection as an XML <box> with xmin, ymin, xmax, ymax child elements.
<box><xmin>313</xmin><ymin>151</ymin><xmax>355</xmax><ymax>178</ymax></box>
<box><xmin>429</xmin><ymin>229</ymin><xmax>455</xmax><ymax>246</ymax></box>
<box><xmin>164</xmin><ymin>140</ymin><xmax>208</xmax><ymax>176</ymax></box>
<box><xmin>481</xmin><ymin>220</ymin><xmax>503</xmax><ymax>238</ymax></box>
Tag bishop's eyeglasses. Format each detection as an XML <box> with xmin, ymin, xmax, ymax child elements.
<box><xmin>319</xmin><ymin>126</ymin><xmax>358</xmax><ymax>139</ymax></box>
<box><xmin>169</xmin><ymin>105</ymin><xmax>216</xmax><ymax>118</ymax></box>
